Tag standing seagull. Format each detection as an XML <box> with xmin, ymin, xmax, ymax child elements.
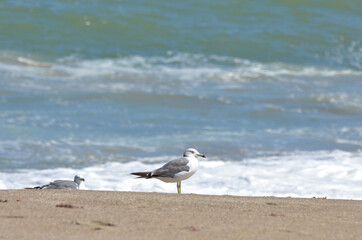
<box><xmin>27</xmin><ymin>175</ymin><xmax>85</xmax><ymax>190</ymax></box>
<box><xmin>131</xmin><ymin>148</ymin><xmax>206</xmax><ymax>194</ymax></box>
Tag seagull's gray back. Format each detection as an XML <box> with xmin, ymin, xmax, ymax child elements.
<box><xmin>41</xmin><ymin>180</ymin><xmax>78</xmax><ymax>189</ymax></box>
<box><xmin>152</xmin><ymin>157</ymin><xmax>190</xmax><ymax>178</ymax></box>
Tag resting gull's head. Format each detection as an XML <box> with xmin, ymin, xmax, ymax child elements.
<box><xmin>74</xmin><ymin>175</ymin><xmax>85</xmax><ymax>189</ymax></box>
<box><xmin>183</xmin><ymin>148</ymin><xmax>206</xmax><ymax>158</ymax></box>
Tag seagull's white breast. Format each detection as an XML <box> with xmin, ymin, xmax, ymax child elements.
<box><xmin>78</xmin><ymin>181</ymin><xmax>86</xmax><ymax>190</ymax></box>
<box><xmin>172</xmin><ymin>156</ymin><xmax>199</xmax><ymax>182</ymax></box>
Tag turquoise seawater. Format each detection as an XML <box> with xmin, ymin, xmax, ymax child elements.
<box><xmin>0</xmin><ymin>1</ymin><xmax>361</xmax><ymax>198</ymax></box>
<box><xmin>1</xmin><ymin>0</ymin><xmax>361</xmax><ymax>68</ymax></box>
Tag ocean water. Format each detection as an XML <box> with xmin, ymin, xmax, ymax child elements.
<box><xmin>0</xmin><ymin>0</ymin><xmax>361</xmax><ymax>199</ymax></box>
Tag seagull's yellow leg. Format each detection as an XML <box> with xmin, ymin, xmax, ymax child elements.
<box><xmin>177</xmin><ymin>181</ymin><xmax>181</xmax><ymax>194</ymax></box>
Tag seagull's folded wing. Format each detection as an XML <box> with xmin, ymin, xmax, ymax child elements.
<box><xmin>152</xmin><ymin>158</ymin><xmax>190</xmax><ymax>178</ymax></box>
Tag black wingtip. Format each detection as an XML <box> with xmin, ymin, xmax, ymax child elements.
<box><xmin>24</xmin><ymin>186</ymin><xmax>42</xmax><ymax>189</ymax></box>
<box><xmin>131</xmin><ymin>172</ymin><xmax>152</xmax><ymax>178</ymax></box>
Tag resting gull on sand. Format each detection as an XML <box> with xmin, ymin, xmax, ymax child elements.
<box><xmin>26</xmin><ymin>175</ymin><xmax>85</xmax><ymax>190</ymax></box>
<box><xmin>131</xmin><ymin>148</ymin><xmax>206</xmax><ymax>194</ymax></box>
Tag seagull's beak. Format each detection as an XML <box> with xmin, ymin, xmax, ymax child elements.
<box><xmin>197</xmin><ymin>153</ymin><xmax>206</xmax><ymax>158</ymax></box>
<box><xmin>81</xmin><ymin>178</ymin><xmax>85</xmax><ymax>182</ymax></box>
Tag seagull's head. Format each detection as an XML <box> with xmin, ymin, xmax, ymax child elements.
<box><xmin>74</xmin><ymin>175</ymin><xmax>85</xmax><ymax>184</ymax></box>
<box><xmin>184</xmin><ymin>148</ymin><xmax>206</xmax><ymax>158</ymax></box>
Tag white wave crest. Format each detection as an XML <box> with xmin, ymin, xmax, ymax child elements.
<box><xmin>1</xmin><ymin>150</ymin><xmax>361</xmax><ymax>200</ymax></box>
<box><xmin>1</xmin><ymin>52</ymin><xmax>361</xmax><ymax>87</ymax></box>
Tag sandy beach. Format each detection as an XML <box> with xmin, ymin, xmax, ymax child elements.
<box><xmin>0</xmin><ymin>190</ymin><xmax>361</xmax><ymax>240</ymax></box>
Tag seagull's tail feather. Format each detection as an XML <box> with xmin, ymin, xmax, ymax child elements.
<box><xmin>24</xmin><ymin>186</ymin><xmax>43</xmax><ymax>189</ymax></box>
<box><xmin>131</xmin><ymin>172</ymin><xmax>153</xmax><ymax>179</ymax></box>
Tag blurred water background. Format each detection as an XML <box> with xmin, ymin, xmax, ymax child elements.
<box><xmin>0</xmin><ymin>0</ymin><xmax>361</xmax><ymax>198</ymax></box>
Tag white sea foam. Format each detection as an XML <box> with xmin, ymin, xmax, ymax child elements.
<box><xmin>1</xmin><ymin>52</ymin><xmax>361</xmax><ymax>89</ymax></box>
<box><xmin>55</xmin><ymin>54</ymin><xmax>362</xmax><ymax>84</ymax></box>
<box><xmin>1</xmin><ymin>150</ymin><xmax>361</xmax><ymax>200</ymax></box>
